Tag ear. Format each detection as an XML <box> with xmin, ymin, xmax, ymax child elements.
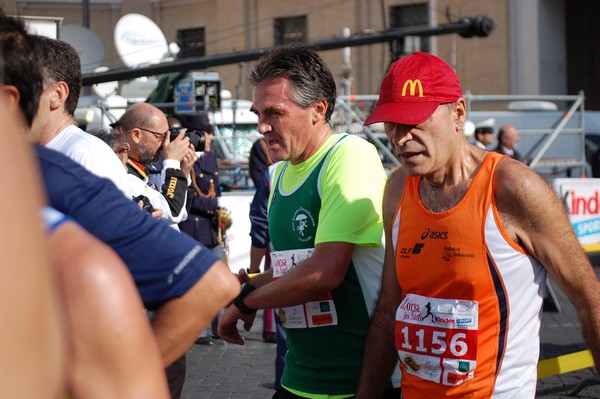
<box><xmin>453</xmin><ymin>98</ymin><xmax>467</xmax><ymax>133</ymax></box>
<box><xmin>455</xmin><ymin>98</ymin><xmax>466</xmax><ymax>121</ymax></box>
<box><xmin>130</xmin><ymin>127</ymin><xmax>143</xmax><ymax>144</ymax></box>
<box><xmin>0</xmin><ymin>85</ymin><xmax>21</xmax><ymax>111</ymax></box>
<box><xmin>312</xmin><ymin>99</ymin><xmax>328</xmax><ymax>124</ymax></box>
<box><xmin>0</xmin><ymin>85</ymin><xmax>29</xmax><ymax>135</ymax></box>
<box><xmin>49</xmin><ymin>81</ymin><xmax>69</xmax><ymax>110</ymax></box>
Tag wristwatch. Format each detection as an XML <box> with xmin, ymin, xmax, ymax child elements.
<box><xmin>233</xmin><ymin>282</ymin><xmax>257</xmax><ymax>314</ymax></box>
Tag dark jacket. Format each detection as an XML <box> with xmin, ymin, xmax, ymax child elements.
<box><xmin>249</xmin><ymin>170</ymin><xmax>270</xmax><ymax>248</ymax></box>
<box><xmin>248</xmin><ymin>138</ymin><xmax>273</xmax><ymax>188</ymax></box>
<box><xmin>179</xmin><ymin>151</ymin><xmax>221</xmax><ymax>248</ymax></box>
<box><xmin>35</xmin><ymin>144</ymin><xmax>218</xmax><ymax>310</ymax></box>
<box><xmin>494</xmin><ymin>144</ymin><xmax>524</xmax><ymax>162</ymax></box>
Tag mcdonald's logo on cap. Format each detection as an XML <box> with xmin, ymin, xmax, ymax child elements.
<box><xmin>364</xmin><ymin>52</ymin><xmax>462</xmax><ymax>126</ymax></box>
<box><xmin>401</xmin><ymin>79</ymin><xmax>424</xmax><ymax>97</ymax></box>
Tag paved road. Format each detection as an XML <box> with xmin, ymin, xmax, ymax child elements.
<box><xmin>182</xmin><ymin>267</ymin><xmax>600</xmax><ymax>398</ymax></box>
<box><xmin>183</xmin><ymin>313</ymin><xmax>276</xmax><ymax>399</ymax></box>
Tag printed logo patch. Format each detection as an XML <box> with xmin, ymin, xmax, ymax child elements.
<box><xmin>402</xmin><ymin>79</ymin><xmax>425</xmax><ymax>97</ymax></box>
<box><xmin>292</xmin><ymin>207</ymin><xmax>316</xmax><ymax>242</ymax></box>
<box><xmin>421</xmin><ymin>228</ymin><xmax>448</xmax><ymax>240</ymax></box>
<box><xmin>400</xmin><ymin>243</ymin><xmax>425</xmax><ymax>258</ymax></box>
<box><xmin>442</xmin><ymin>246</ymin><xmax>475</xmax><ymax>262</ymax></box>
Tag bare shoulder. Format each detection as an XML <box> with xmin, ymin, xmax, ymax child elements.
<box><xmin>493</xmin><ymin>157</ymin><xmax>573</xmax><ymax>254</ymax></box>
<box><xmin>493</xmin><ymin>157</ymin><xmax>560</xmax><ymax>214</ymax></box>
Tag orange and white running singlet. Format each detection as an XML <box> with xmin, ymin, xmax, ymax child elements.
<box><xmin>393</xmin><ymin>152</ymin><xmax>546</xmax><ymax>398</ymax></box>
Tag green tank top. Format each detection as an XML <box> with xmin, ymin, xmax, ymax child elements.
<box><xmin>268</xmin><ymin>135</ymin><xmax>372</xmax><ymax>395</ymax></box>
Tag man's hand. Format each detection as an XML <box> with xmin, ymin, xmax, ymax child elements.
<box><xmin>218</xmin><ymin>305</ymin><xmax>256</xmax><ymax>345</ymax></box>
<box><xmin>135</xmin><ymin>199</ymin><xmax>163</xmax><ymax>219</ymax></box>
<box><xmin>237</xmin><ymin>268</ymin><xmax>252</xmax><ymax>284</ymax></box>
<box><xmin>151</xmin><ymin>209</ymin><xmax>163</xmax><ymax>219</ymax></box>
<box><xmin>180</xmin><ymin>145</ymin><xmax>196</xmax><ymax>178</ymax></box>
<box><xmin>219</xmin><ymin>270</ymin><xmax>257</xmax><ymax>345</ymax></box>
<box><xmin>162</xmin><ymin>129</ymin><xmax>191</xmax><ymax>162</ymax></box>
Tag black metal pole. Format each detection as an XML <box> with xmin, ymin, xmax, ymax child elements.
<box><xmin>82</xmin><ymin>0</ymin><xmax>91</xmax><ymax>95</ymax></box>
<box><xmin>82</xmin><ymin>0</ymin><xmax>90</xmax><ymax>28</ymax></box>
<box><xmin>82</xmin><ymin>15</ymin><xmax>494</xmax><ymax>86</ymax></box>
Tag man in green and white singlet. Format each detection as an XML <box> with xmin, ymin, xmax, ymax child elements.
<box><xmin>219</xmin><ymin>46</ymin><xmax>400</xmax><ymax>399</ymax></box>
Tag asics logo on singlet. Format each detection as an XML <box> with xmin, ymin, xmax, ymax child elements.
<box><xmin>420</xmin><ymin>228</ymin><xmax>448</xmax><ymax>240</ymax></box>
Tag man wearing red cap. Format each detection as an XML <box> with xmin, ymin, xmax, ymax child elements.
<box><xmin>356</xmin><ymin>52</ymin><xmax>600</xmax><ymax>398</ymax></box>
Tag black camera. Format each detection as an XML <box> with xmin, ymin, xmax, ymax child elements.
<box><xmin>133</xmin><ymin>194</ymin><xmax>155</xmax><ymax>213</ymax></box>
<box><xmin>169</xmin><ymin>127</ymin><xmax>206</xmax><ymax>151</ymax></box>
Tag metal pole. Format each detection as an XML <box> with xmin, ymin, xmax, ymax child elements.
<box><xmin>82</xmin><ymin>0</ymin><xmax>91</xmax><ymax>95</ymax></box>
<box><xmin>82</xmin><ymin>0</ymin><xmax>90</xmax><ymax>28</ymax></box>
<box><xmin>82</xmin><ymin>15</ymin><xmax>494</xmax><ymax>86</ymax></box>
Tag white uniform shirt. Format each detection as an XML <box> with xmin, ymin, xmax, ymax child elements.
<box><xmin>46</xmin><ymin>125</ymin><xmax>131</xmax><ymax>197</ymax></box>
<box><xmin>473</xmin><ymin>139</ymin><xmax>487</xmax><ymax>150</ymax></box>
<box><xmin>126</xmin><ymin>171</ymin><xmax>187</xmax><ymax>230</ymax></box>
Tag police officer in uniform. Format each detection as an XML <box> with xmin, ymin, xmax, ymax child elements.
<box><xmin>472</xmin><ymin>117</ymin><xmax>496</xmax><ymax>150</ymax></box>
<box><xmin>178</xmin><ymin>112</ymin><xmax>225</xmax><ymax>344</ymax></box>
<box><xmin>179</xmin><ymin>112</ymin><xmax>222</xmax><ymax>253</ymax></box>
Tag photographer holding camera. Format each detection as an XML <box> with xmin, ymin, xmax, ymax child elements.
<box><xmin>120</xmin><ymin>103</ymin><xmax>198</xmax><ymax>398</ymax></box>
<box><xmin>178</xmin><ymin>112</ymin><xmax>229</xmax><ymax>345</ymax></box>
<box><xmin>120</xmin><ymin>103</ymin><xmax>196</xmax><ymax>230</ymax></box>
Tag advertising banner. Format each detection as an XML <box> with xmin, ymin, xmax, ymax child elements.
<box><xmin>553</xmin><ymin>178</ymin><xmax>600</xmax><ymax>249</ymax></box>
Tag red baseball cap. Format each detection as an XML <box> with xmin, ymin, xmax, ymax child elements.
<box><xmin>364</xmin><ymin>52</ymin><xmax>463</xmax><ymax>126</ymax></box>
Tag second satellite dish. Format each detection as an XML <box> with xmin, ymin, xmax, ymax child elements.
<box><xmin>60</xmin><ymin>25</ymin><xmax>104</xmax><ymax>74</ymax></box>
<box><xmin>91</xmin><ymin>66</ymin><xmax>119</xmax><ymax>98</ymax></box>
<box><xmin>114</xmin><ymin>13</ymin><xmax>169</xmax><ymax>68</ymax></box>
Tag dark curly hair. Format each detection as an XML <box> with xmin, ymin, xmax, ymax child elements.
<box><xmin>32</xmin><ymin>35</ymin><xmax>81</xmax><ymax>116</ymax></box>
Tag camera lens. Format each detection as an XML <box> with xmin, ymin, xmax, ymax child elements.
<box><xmin>189</xmin><ymin>131</ymin><xmax>206</xmax><ymax>151</ymax></box>
<box><xmin>168</xmin><ymin>129</ymin><xmax>206</xmax><ymax>151</ymax></box>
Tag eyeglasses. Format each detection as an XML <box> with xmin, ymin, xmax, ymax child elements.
<box><xmin>138</xmin><ymin>126</ymin><xmax>168</xmax><ymax>140</ymax></box>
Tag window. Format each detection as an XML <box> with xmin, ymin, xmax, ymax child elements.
<box><xmin>177</xmin><ymin>27</ymin><xmax>206</xmax><ymax>58</ymax></box>
<box><xmin>274</xmin><ymin>15</ymin><xmax>307</xmax><ymax>45</ymax></box>
<box><xmin>389</xmin><ymin>3</ymin><xmax>429</xmax><ymax>54</ymax></box>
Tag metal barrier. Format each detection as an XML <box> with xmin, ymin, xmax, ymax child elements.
<box><xmin>336</xmin><ymin>95</ymin><xmax>399</xmax><ymax>166</ymax></box>
<box><xmin>464</xmin><ymin>91</ymin><xmax>588</xmax><ymax>176</ymax></box>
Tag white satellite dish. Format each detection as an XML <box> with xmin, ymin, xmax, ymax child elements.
<box><xmin>91</xmin><ymin>66</ymin><xmax>119</xmax><ymax>99</ymax></box>
<box><xmin>114</xmin><ymin>13</ymin><xmax>169</xmax><ymax>68</ymax></box>
<box><xmin>60</xmin><ymin>25</ymin><xmax>104</xmax><ymax>74</ymax></box>
<box><xmin>105</xmin><ymin>94</ymin><xmax>128</xmax><ymax>120</ymax></box>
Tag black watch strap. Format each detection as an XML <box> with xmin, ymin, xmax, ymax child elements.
<box><xmin>233</xmin><ymin>282</ymin><xmax>257</xmax><ymax>314</ymax></box>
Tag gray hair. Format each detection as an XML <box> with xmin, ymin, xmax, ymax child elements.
<box><xmin>249</xmin><ymin>45</ymin><xmax>337</xmax><ymax>123</ymax></box>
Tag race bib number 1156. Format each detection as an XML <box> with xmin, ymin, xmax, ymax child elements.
<box><xmin>395</xmin><ymin>294</ymin><xmax>479</xmax><ymax>386</ymax></box>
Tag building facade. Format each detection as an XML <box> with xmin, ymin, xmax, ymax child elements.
<box><xmin>6</xmin><ymin>0</ymin><xmax>600</xmax><ymax>110</ymax></box>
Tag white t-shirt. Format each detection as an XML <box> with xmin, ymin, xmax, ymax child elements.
<box><xmin>46</xmin><ymin>125</ymin><xmax>131</xmax><ymax>197</ymax></box>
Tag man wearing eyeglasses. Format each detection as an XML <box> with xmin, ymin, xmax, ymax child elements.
<box><xmin>119</xmin><ymin>102</ymin><xmax>196</xmax><ymax>230</ymax></box>
<box><xmin>29</xmin><ymin>35</ymin><xmax>132</xmax><ymax>198</ymax></box>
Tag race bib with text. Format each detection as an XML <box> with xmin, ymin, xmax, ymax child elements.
<box><xmin>270</xmin><ymin>248</ymin><xmax>338</xmax><ymax>329</ymax></box>
<box><xmin>395</xmin><ymin>293</ymin><xmax>478</xmax><ymax>386</ymax></box>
